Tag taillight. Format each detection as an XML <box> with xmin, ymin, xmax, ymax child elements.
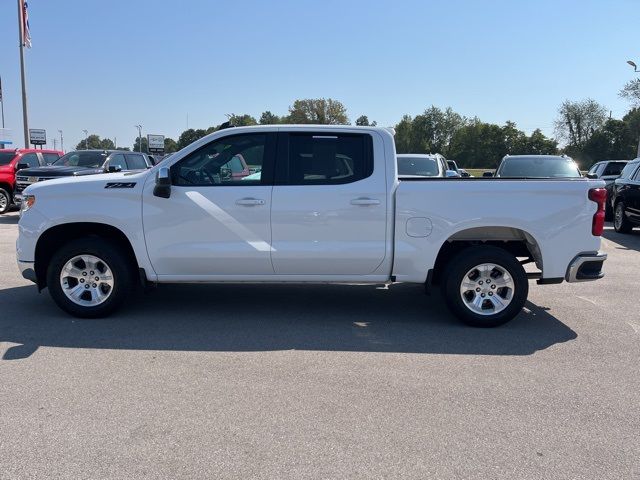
<box><xmin>588</xmin><ymin>188</ymin><xmax>606</xmax><ymax>236</ymax></box>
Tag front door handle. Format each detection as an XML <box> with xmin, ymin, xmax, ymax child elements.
<box><xmin>236</xmin><ymin>198</ymin><xmax>265</xmax><ymax>206</ymax></box>
<box><xmin>351</xmin><ymin>197</ymin><xmax>380</xmax><ymax>206</ymax></box>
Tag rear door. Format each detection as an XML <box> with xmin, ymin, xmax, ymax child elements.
<box><xmin>270</xmin><ymin>131</ymin><xmax>387</xmax><ymax>275</ymax></box>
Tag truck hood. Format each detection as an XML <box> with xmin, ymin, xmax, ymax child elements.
<box><xmin>24</xmin><ymin>169</ymin><xmax>152</xmax><ymax>195</ymax></box>
<box><xmin>17</xmin><ymin>165</ymin><xmax>102</xmax><ymax>177</ymax></box>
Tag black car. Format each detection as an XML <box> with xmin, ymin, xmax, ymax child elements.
<box><xmin>586</xmin><ymin>160</ymin><xmax>629</xmax><ymax>219</ymax></box>
<box><xmin>610</xmin><ymin>158</ymin><xmax>640</xmax><ymax>234</ymax></box>
<box><xmin>15</xmin><ymin>150</ymin><xmax>151</xmax><ymax>202</ymax></box>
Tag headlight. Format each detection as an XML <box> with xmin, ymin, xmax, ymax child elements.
<box><xmin>20</xmin><ymin>194</ymin><xmax>36</xmax><ymax>214</ymax></box>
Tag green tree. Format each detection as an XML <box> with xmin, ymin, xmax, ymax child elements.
<box><xmin>394</xmin><ymin>115</ymin><xmax>414</xmax><ymax>154</ymax></box>
<box><xmin>581</xmin><ymin>119</ymin><xmax>636</xmax><ymax>165</ymax></box>
<box><xmin>164</xmin><ymin>137</ymin><xmax>178</xmax><ymax>153</ymax></box>
<box><xmin>75</xmin><ymin>134</ymin><xmax>115</xmax><ymax>150</ymax></box>
<box><xmin>355</xmin><ymin>115</ymin><xmax>377</xmax><ymax>126</ymax></box>
<box><xmin>228</xmin><ymin>114</ymin><xmax>258</xmax><ymax>126</ymax></box>
<box><xmin>133</xmin><ymin>136</ymin><xmax>148</xmax><ymax>153</ymax></box>
<box><xmin>259</xmin><ymin>111</ymin><xmax>281</xmax><ymax>124</ymax></box>
<box><xmin>177</xmin><ymin>128</ymin><xmax>207</xmax><ymax>149</ymax></box>
<box><xmin>619</xmin><ymin>78</ymin><xmax>640</xmax><ymax>107</ymax></box>
<box><xmin>448</xmin><ymin>119</ymin><xmax>507</xmax><ymax>169</ymax></box>
<box><xmin>287</xmin><ymin>98</ymin><xmax>349</xmax><ymax>124</ymax></box>
<box><xmin>554</xmin><ymin>99</ymin><xmax>607</xmax><ymax>148</ymax></box>
<box><xmin>523</xmin><ymin>129</ymin><xmax>558</xmax><ymax>155</ymax></box>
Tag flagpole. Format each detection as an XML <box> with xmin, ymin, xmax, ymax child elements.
<box><xmin>17</xmin><ymin>0</ymin><xmax>29</xmax><ymax>148</ymax></box>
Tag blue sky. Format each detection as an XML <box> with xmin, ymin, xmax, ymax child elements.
<box><xmin>0</xmin><ymin>0</ymin><xmax>637</xmax><ymax>150</ymax></box>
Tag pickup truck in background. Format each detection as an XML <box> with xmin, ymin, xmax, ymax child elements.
<box><xmin>16</xmin><ymin>126</ymin><xmax>607</xmax><ymax>327</ymax></box>
<box><xmin>0</xmin><ymin>148</ymin><xmax>63</xmax><ymax>214</ymax></box>
<box><xmin>14</xmin><ymin>149</ymin><xmax>152</xmax><ymax>204</ymax></box>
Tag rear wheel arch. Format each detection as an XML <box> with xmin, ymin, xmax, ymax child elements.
<box><xmin>431</xmin><ymin>226</ymin><xmax>541</xmax><ymax>285</ymax></box>
<box><xmin>35</xmin><ymin>223</ymin><xmax>139</xmax><ymax>289</ymax></box>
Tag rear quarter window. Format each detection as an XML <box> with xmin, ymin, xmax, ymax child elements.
<box><xmin>619</xmin><ymin>162</ymin><xmax>639</xmax><ymax>179</ymax></box>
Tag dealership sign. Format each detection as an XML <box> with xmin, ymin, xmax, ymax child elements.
<box><xmin>147</xmin><ymin>134</ymin><xmax>165</xmax><ymax>154</ymax></box>
<box><xmin>29</xmin><ymin>129</ymin><xmax>46</xmax><ymax>145</ymax></box>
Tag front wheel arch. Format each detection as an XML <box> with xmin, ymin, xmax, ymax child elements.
<box><xmin>35</xmin><ymin>223</ymin><xmax>139</xmax><ymax>290</ymax></box>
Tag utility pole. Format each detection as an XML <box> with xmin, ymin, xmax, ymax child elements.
<box><xmin>53</xmin><ymin>138</ymin><xmax>57</xmax><ymax>150</ymax></box>
<box><xmin>58</xmin><ymin>129</ymin><xmax>63</xmax><ymax>152</ymax></box>
<box><xmin>17</xmin><ymin>0</ymin><xmax>29</xmax><ymax>148</ymax></box>
<box><xmin>135</xmin><ymin>124</ymin><xmax>142</xmax><ymax>152</ymax></box>
<box><xmin>82</xmin><ymin>129</ymin><xmax>88</xmax><ymax>150</ymax></box>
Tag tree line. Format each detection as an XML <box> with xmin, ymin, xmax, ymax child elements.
<box><xmin>77</xmin><ymin>89</ymin><xmax>640</xmax><ymax>168</ymax></box>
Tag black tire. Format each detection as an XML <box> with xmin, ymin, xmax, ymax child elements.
<box><xmin>613</xmin><ymin>202</ymin><xmax>633</xmax><ymax>234</ymax></box>
<box><xmin>0</xmin><ymin>188</ymin><xmax>11</xmax><ymax>215</ymax></box>
<box><xmin>47</xmin><ymin>237</ymin><xmax>134</xmax><ymax>318</ymax></box>
<box><xmin>442</xmin><ymin>246</ymin><xmax>529</xmax><ymax>327</ymax></box>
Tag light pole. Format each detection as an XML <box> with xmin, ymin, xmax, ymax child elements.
<box><xmin>58</xmin><ymin>129</ymin><xmax>64</xmax><ymax>153</ymax></box>
<box><xmin>82</xmin><ymin>129</ymin><xmax>88</xmax><ymax>150</ymax></box>
<box><xmin>626</xmin><ymin>60</ymin><xmax>640</xmax><ymax>156</ymax></box>
<box><xmin>135</xmin><ymin>124</ymin><xmax>142</xmax><ymax>152</ymax></box>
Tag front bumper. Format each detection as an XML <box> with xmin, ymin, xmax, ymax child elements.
<box><xmin>17</xmin><ymin>260</ymin><xmax>37</xmax><ymax>283</ymax></box>
<box><xmin>565</xmin><ymin>252</ymin><xmax>607</xmax><ymax>282</ymax></box>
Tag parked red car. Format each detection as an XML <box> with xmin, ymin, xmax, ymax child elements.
<box><xmin>0</xmin><ymin>148</ymin><xmax>63</xmax><ymax>214</ymax></box>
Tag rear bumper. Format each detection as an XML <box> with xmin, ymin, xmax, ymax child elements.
<box><xmin>17</xmin><ymin>260</ymin><xmax>37</xmax><ymax>283</ymax></box>
<box><xmin>565</xmin><ymin>252</ymin><xmax>607</xmax><ymax>282</ymax></box>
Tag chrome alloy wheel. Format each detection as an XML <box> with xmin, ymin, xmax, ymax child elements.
<box><xmin>0</xmin><ymin>191</ymin><xmax>8</xmax><ymax>210</ymax></box>
<box><xmin>59</xmin><ymin>254</ymin><xmax>114</xmax><ymax>307</ymax></box>
<box><xmin>459</xmin><ymin>263</ymin><xmax>514</xmax><ymax>316</ymax></box>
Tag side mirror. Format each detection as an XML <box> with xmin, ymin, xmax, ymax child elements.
<box><xmin>15</xmin><ymin>163</ymin><xmax>29</xmax><ymax>171</ymax></box>
<box><xmin>106</xmin><ymin>165</ymin><xmax>122</xmax><ymax>173</ymax></box>
<box><xmin>445</xmin><ymin>170</ymin><xmax>460</xmax><ymax>178</ymax></box>
<box><xmin>482</xmin><ymin>171</ymin><xmax>494</xmax><ymax>177</ymax></box>
<box><xmin>153</xmin><ymin>167</ymin><xmax>171</xmax><ymax>198</ymax></box>
<box><xmin>586</xmin><ymin>173</ymin><xmax>598</xmax><ymax>179</ymax></box>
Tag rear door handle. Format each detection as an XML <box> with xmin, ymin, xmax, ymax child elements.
<box><xmin>236</xmin><ymin>198</ymin><xmax>265</xmax><ymax>206</ymax></box>
<box><xmin>350</xmin><ymin>197</ymin><xmax>381</xmax><ymax>206</ymax></box>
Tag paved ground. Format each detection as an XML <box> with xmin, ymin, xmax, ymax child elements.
<box><xmin>0</xmin><ymin>211</ymin><xmax>638</xmax><ymax>479</ymax></box>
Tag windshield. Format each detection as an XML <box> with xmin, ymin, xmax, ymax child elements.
<box><xmin>53</xmin><ymin>151</ymin><xmax>107</xmax><ymax>168</ymax></box>
<box><xmin>0</xmin><ymin>152</ymin><xmax>17</xmax><ymax>166</ymax></box>
<box><xmin>498</xmin><ymin>156</ymin><xmax>581</xmax><ymax>178</ymax></box>
<box><xmin>397</xmin><ymin>156</ymin><xmax>439</xmax><ymax>176</ymax></box>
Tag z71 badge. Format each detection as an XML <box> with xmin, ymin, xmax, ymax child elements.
<box><xmin>105</xmin><ymin>182</ymin><xmax>136</xmax><ymax>189</ymax></box>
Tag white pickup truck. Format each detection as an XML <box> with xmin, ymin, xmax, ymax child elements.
<box><xmin>16</xmin><ymin>125</ymin><xmax>607</xmax><ymax>327</ymax></box>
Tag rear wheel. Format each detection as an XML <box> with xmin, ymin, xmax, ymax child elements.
<box><xmin>0</xmin><ymin>188</ymin><xmax>11</xmax><ymax>214</ymax></box>
<box><xmin>47</xmin><ymin>237</ymin><xmax>133</xmax><ymax>318</ymax></box>
<box><xmin>614</xmin><ymin>202</ymin><xmax>632</xmax><ymax>233</ymax></box>
<box><xmin>442</xmin><ymin>246</ymin><xmax>528</xmax><ymax>327</ymax></box>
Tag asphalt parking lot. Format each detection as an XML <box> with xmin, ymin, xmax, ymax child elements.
<box><xmin>0</xmin><ymin>211</ymin><xmax>638</xmax><ymax>479</ymax></box>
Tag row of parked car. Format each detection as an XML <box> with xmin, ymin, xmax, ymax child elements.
<box><xmin>397</xmin><ymin>153</ymin><xmax>639</xmax><ymax>234</ymax></box>
<box><xmin>0</xmin><ymin>148</ymin><xmax>164</xmax><ymax>214</ymax></box>
<box><xmin>2</xmin><ymin>146</ymin><xmax>639</xmax><ymax>234</ymax></box>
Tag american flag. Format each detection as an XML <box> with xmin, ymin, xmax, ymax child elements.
<box><xmin>22</xmin><ymin>0</ymin><xmax>32</xmax><ymax>48</ymax></box>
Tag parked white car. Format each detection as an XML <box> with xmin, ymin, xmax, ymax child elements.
<box><xmin>17</xmin><ymin>125</ymin><xmax>607</xmax><ymax>327</ymax></box>
<box><xmin>397</xmin><ymin>154</ymin><xmax>456</xmax><ymax>178</ymax></box>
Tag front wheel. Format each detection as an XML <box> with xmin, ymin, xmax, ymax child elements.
<box><xmin>442</xmin><ymin>246</ymin><xmax>529</xmax><ymax>327</ymax></box>
<box><xmin>47</xmin><ymin>237</ymin><xmax>133</xmax><ymax>318</ymax></box>
<box><xmin>614</xmin><ymin>202</ymin><xmax>633</xmax><ymax>233</ymax></box>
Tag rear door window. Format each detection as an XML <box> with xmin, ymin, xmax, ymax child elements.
<box><xmin>602</xmin><ymin>162</ymin><xmax>627</xmax><ymax>176</ymax></box>
<box><xmin>279</xmin><ymin>133</ymin><xmax>373</xmax><ymax>185</ymax></box>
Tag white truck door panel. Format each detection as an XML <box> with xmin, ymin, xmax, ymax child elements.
<box><xmin>271</xmin><ymin>132</ymin><xmax>387</xmax><ymax>275</ymax></box>
<box><xmin>142</xmin><ymin>132</ymin><xmax>276</xmax><ymax>276</ymax></box>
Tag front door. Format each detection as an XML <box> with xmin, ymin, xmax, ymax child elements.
<box><xmin>270</xmin><ymin>131</ymin><xmax>388</xmax><ymax>275</ymax></box>
<box><xmin>143</xmin><ymin>132</ymin><xmax>277</xmax><ymax>277</ymax></box>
